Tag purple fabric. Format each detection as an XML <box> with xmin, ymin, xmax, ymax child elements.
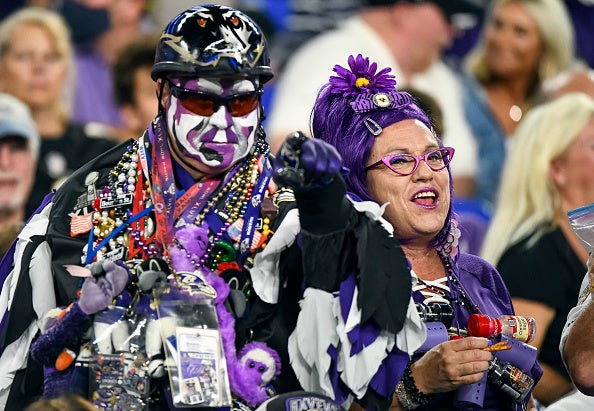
<box><xmin>339</xmin><ymin>273</ymin><xmax>381</xmax><ymax>356</ymax></box>
<box><xmin>327</xmin><ymin>344</ymin><xmax>350</xmax><ymax>405</ymax></box>
<box><xmin>335</xmin><ymin>272</ymin><xmax>409</xmax><ymax>399</ymax></box>
<box><xmin>455</xmin><ymin>372</ymin><xmax>487</xmax><ymax>409</ymax></box>
<box><xmin>412</xmin><ymin>253</ymin><xmax>543</xmax><ymax>408</ymax></box>
<box><xmin>30</xmin><ymin>302</ymin><xmax>89</xmax><ymax>366</ymax></box>
<box><xmin>43</xmin><ymin>366</ymin><xmax>73</xmax><ymax>399</ymax></box>
<box><xmin>416</xmin><ymin>322</ymin><xmax>448</xmax><ymax>353</ymax></box>
<box><xmin>494</xmin><ymin>337</ymin><xmax>537</xmax><ymax>374</ymax></box>
<box><xmin>368</xmin><ymin>347</ymin><xmax>409</xmax><ymax>398</ymax></box>
<box><xmin>0</xmin><ymin>191</ymin><xmax>55</xmax><ymax>352</ymax></box>
<box><xmin>73</xmin><ymin>50</ymin><xmax>124</xmax><ymax>128</ymax></box>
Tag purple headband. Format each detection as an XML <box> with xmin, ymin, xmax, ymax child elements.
<box><xmin>350</xmin><ymin>90</ymin><xmax>413</xmax><ymax>114</ymax></box>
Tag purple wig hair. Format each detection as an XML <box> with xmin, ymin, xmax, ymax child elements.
<box><xmin>310</xmin><ymin>54</ymin><xmax>455</xmax><ymax>249</ymax></box>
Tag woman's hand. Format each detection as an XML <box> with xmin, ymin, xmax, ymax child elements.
<box><xmin>411</xmin><ymin>337</ymin><xmax>492</xmax><ymax>394</ymax></box>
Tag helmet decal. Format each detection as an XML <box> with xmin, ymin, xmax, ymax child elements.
<box><xmin>195</xmin><ymin>6</ymin><xmax>264</xmax><ymax>68</ymax></box>
<box><xmin>152</xmin><ymin>4</ymin><xmax>272</xmax><ymax>81</ymax></box>
<box><xmin>161</xmin><ymin>33</ymin><xmax>200</xmax><ymax>65</ymax></box>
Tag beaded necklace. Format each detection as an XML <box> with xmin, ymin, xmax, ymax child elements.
<box><xmin>87</xmin><ymin>122</ymin><xmax>272</xmax><ymax>277</ymax></box>
<box><xmin>87</xmin><ymin>140</ymin><xmax>157</xmax><ymax>263</ymax></box>
<box><xmin>170</xmin><ymin>145</ymin><xmax>269</xmax><ymax>272</ymax></box>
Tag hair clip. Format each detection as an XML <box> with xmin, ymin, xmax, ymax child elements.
<box><xmin>364</xmin><ymin>118</ymin><xmax>383</xmax><ymax>136</ymax></box>
<box><xmin>351</xmin><ymin>91</ymin><xmax>412</xmax><ymax>114</ymax></box>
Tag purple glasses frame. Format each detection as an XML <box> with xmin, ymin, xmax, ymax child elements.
<box><xmin>365</xmin><ymin>147</ymin><xmax>455</xmax><ymax>176</ymax></box>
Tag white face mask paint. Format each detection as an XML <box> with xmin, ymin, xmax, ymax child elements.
<box><xmin>165</xmin><ymin>76</ymin><xmax>260</xmax><ymax>171</ymax></box>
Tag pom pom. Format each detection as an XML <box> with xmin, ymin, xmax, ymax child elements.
<box><xmin>329</xmin><ymin>53</ymin><xmax>396</xmax><ymax>97</ymax></box>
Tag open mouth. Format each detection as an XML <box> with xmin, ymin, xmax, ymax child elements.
<box><xmin>413</xmin><ymin>190</ymin><xmax>437</xmax><ymax>206</ymax></box>
<box><xmin>0</xmin><ymin>180</ymin><xmax>18</xmax><ymax>190</ymax></box>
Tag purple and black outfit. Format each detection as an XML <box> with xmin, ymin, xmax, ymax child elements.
<box><xmin>0</xmin><ymin>118</ymin><xmax>414</xmax><ymax>410</ymax></box>
<box><xmin>286</xmin><ymin>53</ymin><xmax>543</xmax><ymax>411</ymax></box>
<box><xmin>289</xmin><ymin>216</ymin><xmax>543</xmax><ymax>410</ymax></box>
<box><xmin>412</xmin><ymin>253</ymin><xmax>543</xmax><ymax>410</ymax></box>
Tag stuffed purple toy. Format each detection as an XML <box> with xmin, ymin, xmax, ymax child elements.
<box><xmin>30</xmin><ymin>260</ymin><xmax>129</xmax><ymax>398</ymax></box>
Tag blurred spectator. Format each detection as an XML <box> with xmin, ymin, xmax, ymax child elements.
<box><xmin>547</xmin><ymin>389</ymin><xmax>594</xmax><ymax>411</ymax></box>
<box><xmin>111</xmin><ymin>32</ymin><xmax>159</xmax><ymax>141</ymax></box>
<box><xmin>254</xmin><ymin>0</ymin><xmax>363</xmax><ymax>73</ymax></box>
<box><xmin>481</xmin><ymin>93</ymin><xmax>594</xmax><ymax>405</ymax></box>
<box><xmin>149</xmin><ymin>0</ymin><xmax>237</xmax><ymax>30</ymax></box>
<box><xmin>0</xmin><ymin>93</ymin><xmax>39</xmax><ymax>259</ymax></box>
<box><xmin>56</xmin><ymin>0</ymin><xmax>156</xmax><ymax>140</ymax></box>
<box><xmin>460</xmin><ymin>0</ymin><xmax>576</xmax><ymax>207</ymax></box>
<box><xmin>0</xmin><ymin>7</ymin><xmax>116</xmax><ymax>217</ymax></box>
<box><xmin>265</xmin><ymin>0</ymin><xmax>480</xmax><ymax>198</ymax></box>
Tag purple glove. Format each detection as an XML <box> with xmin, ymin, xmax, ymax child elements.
<box><xmin>102</xmin><ymin>261</ymin><xmax>128</xmax><ymax>296</ymax></box>
<box><xmin>78</xmin><ymin>261</ymin><xmax>129</xmax><ymax>315</ymax></box>
<box><xmin>273</xmin><ymin>131</ymin><xmax>342</xmax><ymax>190</ymax></box>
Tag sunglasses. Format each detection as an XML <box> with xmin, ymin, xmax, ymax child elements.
<box><xmin>168</xmin><ymin>82</ymin><xmax>262</xmax><ymax>117</ymax></box>
<box><xmin>366</xmin><ymin>147</ymin><xmax>455</xmax><ymax>176</ymax></box>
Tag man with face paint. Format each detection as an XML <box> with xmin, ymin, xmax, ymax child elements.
<box><xmin>0</xmin><ymin>5</ymin><xmax>416</xmax><ymax>411</ymax></box>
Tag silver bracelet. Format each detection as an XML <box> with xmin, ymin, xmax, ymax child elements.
<box><xmin>395</xmin><ymin>380</ymin><xmax>420</xmax><ymax>410</ymax></box>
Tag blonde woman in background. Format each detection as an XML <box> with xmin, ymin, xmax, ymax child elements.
<box><xmin>481</xmin><ymin>93</ymin><xmax>594</xmax><ymax>405</ymax></box>
<box><xmin>456</xmin><ymin>0</ymin><xmax>575</xmax><ymax>206</ymax></box>
<box><xmin>0</xmin><ymin>7</ymin><xmax>115</xmax><ymax>217</ymax></box>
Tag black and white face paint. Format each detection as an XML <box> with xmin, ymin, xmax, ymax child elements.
<box><xmin>165</xmin><ymin>76</ymin><xmax>260</xmax><ymax>172</ymax></box>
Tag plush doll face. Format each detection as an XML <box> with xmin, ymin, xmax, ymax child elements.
<box><xmin>239</xmin><ymin>345</ymin><xmax>280</xmax><ymax>386</ymax></box>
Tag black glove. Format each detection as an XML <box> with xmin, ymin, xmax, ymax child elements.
<box><xmin>273</xmin><ymin>131</ymin><xmax>343</xmax><ymax>191</ymax></box>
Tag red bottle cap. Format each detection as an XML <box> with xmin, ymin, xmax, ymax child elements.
<box><xmin>467</xmin><ymin>314</ymin><xmax>494</xmax><ymax>338</ymax></box>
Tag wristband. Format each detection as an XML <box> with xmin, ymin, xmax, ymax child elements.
<box><xmin>398</xmin><ymin>360</ymin><xmax>430</xmax><ymax>409</ymax></box>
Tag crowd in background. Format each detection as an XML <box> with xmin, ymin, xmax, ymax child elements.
<box><xmin>0</xmin><ymin>0</ymin><xmax>594</xmax><ymax>409</ymax></box>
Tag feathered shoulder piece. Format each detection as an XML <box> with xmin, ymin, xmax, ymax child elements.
<box><xmin>329</xmin><ymin>54</ymin><xmax>412</xmax><ymax>114</ymax></box>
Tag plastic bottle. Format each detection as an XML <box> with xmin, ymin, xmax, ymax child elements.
<box><xmin>467</xmin><ymin>314</ymin><xmax>536</xmax><ymax>343</ymax></box>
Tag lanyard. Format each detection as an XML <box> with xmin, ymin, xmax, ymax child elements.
<box><xmin>237</xmin><ymin>155</ymin><xmax>272</xmax><ymax>264</ymax></box>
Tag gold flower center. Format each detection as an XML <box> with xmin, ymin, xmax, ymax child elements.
<box><xmin>355</xmin><ymin>77</ymin><xmax>370</xmax><ymax>87</ymax></box>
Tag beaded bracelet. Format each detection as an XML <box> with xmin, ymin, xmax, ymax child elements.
<box><xmin>400</xmin><ymin>360</ymin><xmax>430</xmax><ymax>408</ymax></box>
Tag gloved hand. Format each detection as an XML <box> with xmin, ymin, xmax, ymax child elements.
<box><xmin>273</xmin><ymin>131</ymin><xmax>342</xmax><ymax>191</ymax></box>
<box><xmin>78</xmin><ymin>261</ymin><xmax>129</xmax><ymax>315</ymax></box>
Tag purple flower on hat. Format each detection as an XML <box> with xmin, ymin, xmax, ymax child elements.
<box><xmin>329</xmin><ymin>54</ymin><xmax>396</xmax><ymax>97</ymax></box>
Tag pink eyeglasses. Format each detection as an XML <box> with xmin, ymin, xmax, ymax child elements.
<box><xmin>365</xmin><ymin>147</ymin><xmax>455</xmax><ymax>176</ymax></box>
